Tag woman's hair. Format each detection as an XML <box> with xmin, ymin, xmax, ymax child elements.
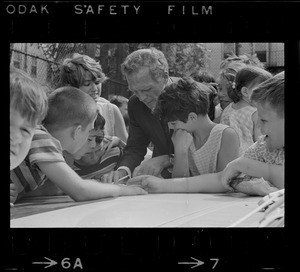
<box><xmin>217</xmin><ymin>53</ymin><xmax>267</xmax><ymax>104</ymax></box>
<box><xmin>153</xmin><ymin>77</ymin><xmax>210</xmax><ymax>122</ymax></box>
<box><xmin>229</xmin><ymin>66</ymin><xmax>273</xmax><ymax>103</ymax></box>
<box><xmin>191</xmin><ymin>69</ymin><xmax>218</xmax><ymax>120</ymax></box>
<box><xmin>10</xmin><ymin>65</ymin><xmax>48</xmax><ymax>126</ymax></box>
<box><xmin>121</xmin><ymin>47</ymin><xmax>169</xmax><ymax>82</ymax></box>
<box><xmin>58</xmin><ymin>53</ymin><xmax>107</xmax><ymax>88</ymax></box>
<box><xmin>217</xmin><ymin>61</ymin><xmax>249</xmax><ymax>101</ymax></box>
<box><xmin>251</xmin><ymin>71</ymin><xmax>284</xmax><ymax>118</ymax></box>
<box><xmin>43</xmin><ymin>86</ymin><xmax>98</xmax><ymax>131</ymax></box>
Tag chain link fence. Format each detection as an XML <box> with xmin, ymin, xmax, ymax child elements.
<box><xmin>10</xmin><ymin>43</ymin><xmax>133</xmax><ymax>98</ymax></box>
<box><xmin>10</xmin><ymin>43</ymin><xmax>89</xmax><ymax>93</ymax></box>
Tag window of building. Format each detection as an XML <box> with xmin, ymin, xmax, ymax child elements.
<box><xmin>254</xmin><ymin>43</ymin><xmax>268</xmax><ymax>63</ymax></box>
<box><xmin>223</xmin><ymin>43</ymin><xmax>235</xmax><ymax>59</ymax></box>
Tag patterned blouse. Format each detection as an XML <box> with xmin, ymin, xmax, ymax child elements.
<box><xmin>228</xmin><ymin>135</ymin><xmax>284</xmax><ymax>193</ymax></box>
<box><xmin>221</xmin><ymin>102</ymin><xmax>257</xmax><ymax>156</ymax></box>
<box><xmin>189</xmin><ymin>124</ymin><xmax>230</xmax><ymax>176</ymax></box>
<box><xmin>243</xmin><ymin>135</ymin><xmax>284</xmax><ymax>165</ymax></box>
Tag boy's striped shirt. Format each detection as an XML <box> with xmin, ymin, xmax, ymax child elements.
<box><xmin>10</xmin><ymin>125</ymin><xmax>65</xmax><ymax>198</ymax></box>
<box><xmin>70</xmin><ymin>137</ymin><xmax>123</xmax><ymax>180</ymax></box>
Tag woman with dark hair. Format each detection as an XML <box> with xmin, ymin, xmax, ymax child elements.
<box><xmin>59</xmin><ymin>53</ymin><xmax>128</xmax><ymax>143</ymax></box>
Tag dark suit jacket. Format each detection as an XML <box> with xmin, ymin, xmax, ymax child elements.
<box><xmin>119</xmin><ymin>77</ymin><xmax>179</xmax><ymax>174</ymax></box>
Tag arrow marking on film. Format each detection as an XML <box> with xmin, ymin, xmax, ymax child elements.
<box><xmin>32</xmin><ymin>257</ymin><xmax>57</xmax><ymax>269</ymax></box>
<box><xmin>178</xmin><ymin>257</ymin><xmax>205</xmax><ymax>269</ymax></box>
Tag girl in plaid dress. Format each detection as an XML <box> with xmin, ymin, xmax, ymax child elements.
<box><xmin>220</xmin><ymin>66</ymin><xmax>272</xmax><ymax>155</ymax></box>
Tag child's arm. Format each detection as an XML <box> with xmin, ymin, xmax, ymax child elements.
<box><xmin>171</xmin><ymin>129</ymin><xmax>193</xmax><ymax>178</ymax></box>
<box><xmin>252</xmin><ymin>111</ymin><xmax>262</xmax><ymax>142</ymax></box>
<box><xmin>128</xmin><ymin>172</ymin><xmax>228</xmax><ymax>194</ymax></box>
<box><xmin>132</xmin><ymin>154</ymin><xmax>171</xmax><ymax>177</ymax></box>
<box><xmin>217</xmin><ymin>127</ymin><xmax>240</xmax><ymax>172</ymax></box>
<box><xmin>222</xmin><ymin>157</ymin><xmax>284</xmax><ymax>189</ymax></box>
<box><xmin>104</xmin><ymin>136</ymin><xmax>126</xmax><ymax>152</ymax></box>
<box><xmin>10</xmin><ymin>182</ymin><xmax>18</xmax><ymax>204</ymax></box>
<box><xmin>37</xmin><ymin>161</ymin><xmax>147</xmax><ymax>201</ymax></box>
<box><xmin>172</xmin><ymin>150</ymin><xmax>190</xmax><ymax>178</ymax></box>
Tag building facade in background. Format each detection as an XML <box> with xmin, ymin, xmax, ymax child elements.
<box><xmin>10</xmin><ymin>43</ymin><xmax>284</xmax><ymax>98</ymax></box>
<box><xmin>202</xmin><ymin>43</ymin><xmax>284</xmax><ymax>77</ymax></box>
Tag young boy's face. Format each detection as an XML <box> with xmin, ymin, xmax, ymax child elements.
<box><xmin>257</xmin><ymin>102</ymin><xmax>284</xmax><ymax>150</ymax></box>
<box><xmin>73</xmin><ymin>128</ymin><xmax>105</xmax><ymax>162</ymax></box>
<box><xmin>72</xmin><ymin>119</ymin><xmax>96</xmax><ymax>155</ymax></box>
<box><xmin>10</xmin><ymin>108</ymin><xmax>36</xmax><ymax>170</ymax></box>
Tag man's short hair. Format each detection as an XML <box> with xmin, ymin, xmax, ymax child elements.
<box><xmin>121</xmin><ymin>47</ymin><xmax>169</xmax><ymax>82</ymax></box>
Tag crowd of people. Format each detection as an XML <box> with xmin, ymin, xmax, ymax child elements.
<box><xmin>10</xmin><ymin>47</ymin><xmax>284</xmax><ymax>205</ymax></box>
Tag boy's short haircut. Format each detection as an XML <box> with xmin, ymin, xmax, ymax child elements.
<box><xmin>94</xmin><ymin>112</ymin><xmax>106</xmax><ymax>131</ymax></box>
<box><xmin>251</xmin><ymin>71</ymin><xmax>284</xmax><ymax>118</ymax></box>
<box><xmin>121</xmin><ymin>47</ymin><xmax>169</xmax><ymax>82</ymax></box>
<box><xmin>43</xmin><ymin>86</ymin><xmax>98</xmax><ymax>131</ymax></box>
<box><xmin>153</xmin><ymin>77</ymin><xmax>210</xmax><ymax>122</ymax></box>
<box><xmin>10</xmin><ymin>66</ymin><xmax>48</xmax><ymax>126</ymax></box>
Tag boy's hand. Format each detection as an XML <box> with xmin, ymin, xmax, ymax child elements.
<box><xmin>10</xmin><ymin>182</ymin><xmax>18</xmax><ymax>204</ymax></box>
<box><xmin>104</xmin><ymin>136</ymin><xmax>125</xmax><ymax>152</ymax></box>
<box><xmin>117</xmin><ymin>184</ymin><xmax>148</xmax><ymax>196</ymax></box>
<box><xmin>127</xmin><ymin>175</ymin><xmax>165</xmax><ymax>193</ymax></box>
<box><xmin>132</xmin><ymin>155</ymin><xmax>169</xmax><ymax>177</ymax></box>
<box><xmin>171</xmin><ymin>129</ymin><xmax>193</xmax><ymax>153</ymax></box>
<box><xmin>221</xmin><ymin>158</ymin><xmax>241</xmax><ymax>190</ymax></box>
<box><xmin>101</xmin><ymin>169</ymin><xmax>128</xmax><ymax>184</ymax></box>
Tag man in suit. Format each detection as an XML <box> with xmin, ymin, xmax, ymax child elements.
<box><xmin>102</xmin><ymin>47</ymin><xmax>179</xmax><ymax>183</ymax></box>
